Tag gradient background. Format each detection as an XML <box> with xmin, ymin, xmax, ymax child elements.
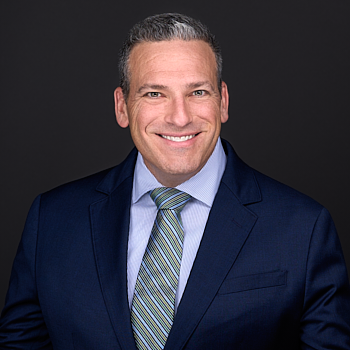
<box><xmin>1</xmin><ymin>0</ymin><xmax>349</xmax><ymax>309</ymax></box>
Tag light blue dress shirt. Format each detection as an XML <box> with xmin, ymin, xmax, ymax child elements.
<box><xmin>127</xmin><ymin>138</ymin><xmax>227</xmax><ymax>310</ymax></box>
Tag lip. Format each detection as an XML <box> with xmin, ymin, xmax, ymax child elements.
<box><xmin>160</xmin><ymin>134</ymin><xmax>196</xmax><ymax>142</ymax></box>
<box><xmin>156</xmin><ymin>132</ymin><xmax>200</xmax><ymax>145</ymax></box>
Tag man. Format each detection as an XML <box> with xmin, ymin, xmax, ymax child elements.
<box><xmin>0</xmin><ymin>13</ymin><xmax>349</xmax><ymax>350</ymax></box>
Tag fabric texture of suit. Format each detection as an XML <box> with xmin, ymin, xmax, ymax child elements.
<box><xmin>1</xmin><ymin>139</ymin><xmax>350</xmax><ymax>349</ymax></box>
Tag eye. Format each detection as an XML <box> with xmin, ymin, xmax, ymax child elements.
<box><xmin>147</xmin><ymin>92</ymin><xmax>161</xmax><ymax>98</ymax></box>
<box><xmin>192</xmin><ymin>90</ymin><xmax>205</xmax><ymax>96</ymax></box>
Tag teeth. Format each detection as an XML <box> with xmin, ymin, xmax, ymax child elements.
<box><xmin>161</xmin><ymin>134</ymin><xmax>196</xmax><ymax>142</ymax></box>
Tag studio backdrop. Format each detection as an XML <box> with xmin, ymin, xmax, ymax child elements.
<box><xmin>1</xmin><ymin>0</ymin><xmax>349</xmax><ymax>309</ymax></box>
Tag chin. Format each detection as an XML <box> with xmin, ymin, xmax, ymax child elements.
<box><xmin>162</xmin><ymin>162</ymin><xmax>200</xmax><ymax>177</ymax></box>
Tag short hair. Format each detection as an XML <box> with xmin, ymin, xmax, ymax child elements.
<box><xmin>119</xmin><ymin>13</ymin><xmax>223</xmax><ymax>100</ymax></box>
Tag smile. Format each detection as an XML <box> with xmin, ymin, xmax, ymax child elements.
<box><xmin>160</xmin><ymin>134</ymin><xmax>196</xmax><ymax>142</ymax></box>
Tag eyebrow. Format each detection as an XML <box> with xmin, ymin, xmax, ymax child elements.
<box><xmin>186</xmin><ymin>81</ymin><xmax>216</xmax><ymax>91</ymax></box>
<box><xmin>137</xmin><ymin>84</ymin><xmax>168</xmax><ymax>94</ymax></box>
<box><xmin>136</xmin><ymin>81</ymin><xmax>216</xmax><ymax>95</ymax></box>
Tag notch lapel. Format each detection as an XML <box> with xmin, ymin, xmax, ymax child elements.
<box><xmin>165</xmin><ymin>183</ymin><xmax>258</xmax><ymax>349</ymax></box>
<box><xmin>165</xmin><ymin>140</ymin><xmax>261</xmax><ymax>349</ymax></box>
<box><xmin>90</xmin><ymin>150</ymin><xmax>138</xmax><ymax>350</ymax></box>
<box><xmin>89</xmin><ymin>141</ymin><xmax>261</xmax><ymax>350</ymax></box>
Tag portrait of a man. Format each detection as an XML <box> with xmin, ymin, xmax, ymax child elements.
<box><xmin>1</xmin><ymin>7</ymin><xmax>349</xmax><ymax>350</ymax></box>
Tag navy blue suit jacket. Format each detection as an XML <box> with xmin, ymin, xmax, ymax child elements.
<box><xmin>1</xmin><ymin>140</ymin><xmax>350</xmax><ymax>349</ymax></box>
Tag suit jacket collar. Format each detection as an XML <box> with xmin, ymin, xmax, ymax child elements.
<box><xmin>95</xmin><ymin>147</ymin><xmax>138</xmax><ymax>195</ymax></box>
<box><xmin>95</xmin><ymin>140</ymin><xmax>261</xmax><ymax>205</ymax></box>
<box><xmin>220</xmin><ymin>139</ymin><xmax>262</xmax><ymax>205</ymax></box>
<box><xmin>164</xmin><ymin>140</ymin><xmax>261</xmax><ymax>349</ymax></box>
<box><xmin>90</xmin><ymin>148</ymin><xmax>138</xmax><ymax>349</ymax></box>
<box><xmin>91</xmin><ymin>139</ymin><xmax>262</xmax><ymax>350</ymax></box>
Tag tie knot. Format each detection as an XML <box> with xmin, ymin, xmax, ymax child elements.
<box><xmin>150</xmin><ymin>187</ymin><xmax>191</xmax><ymax>212</ymax></box>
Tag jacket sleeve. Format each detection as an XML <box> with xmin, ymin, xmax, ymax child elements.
<box><xmin>0</xmin><ymin>195</ymin><xmax>53</xmax><ymax>349</ymax></box>
<box><xmin>300</xmin><ymin>207</ymin><xmax>350</xmax><ymax>349</ymax></box>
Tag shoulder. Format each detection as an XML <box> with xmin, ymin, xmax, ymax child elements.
<box><xmin>221</xmin><ymin>139</ymin><xmax>324</xmax><ymax>219</ymax></box>
<box><xmin>249</xmin><ymin>169</ymin><xmax>330</xmax><ymax>237</ymax></box>
<box><xmin>40</xmin><ymin>147</ymin><xmax>137</xmax><ymax>207</ymax></box>
<box><xmin>253</xmin><ymin>168</ymin><xmax>323</xmax><ymax>213</ymax></box>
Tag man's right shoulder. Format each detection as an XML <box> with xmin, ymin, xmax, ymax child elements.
<box><xmin>40</xmin><ymin>148</ymin><xmax>138</xmax><ymax>206</ymax></box>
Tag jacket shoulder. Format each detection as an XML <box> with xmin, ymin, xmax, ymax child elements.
<box><xmin>251</xmin><ymin>168</ymin><xmax>324</xmax><ymax>216</ymax></box>
<box><xmin>41</xmin><ymin>147</ymin><xmax>137</xmax><ymax>203</ymax></box>
<box><xmin>41</xmin><ymin>167</ymin><xmax>113</xmax><ymax>206</ymax></box>
<box><xmin>221</xmin><ymin>139</ymin><xmax>324</xmax><ymax>215</ymax></box>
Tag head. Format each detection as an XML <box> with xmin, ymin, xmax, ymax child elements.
<box><xmin>119</xmin><ymin>13</ymin><xmax>223</xmax><ymax>101</ymax></box>
<box><xmin>115</xmin><ymin>13</ymin><xmax>229</xmax><ymax>187</ymax></box>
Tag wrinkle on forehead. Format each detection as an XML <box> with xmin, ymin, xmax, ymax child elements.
<box><xmin>128</xmin><ymin>40</ymin><xmax>218</xmax><ymax>94</ymax></box>
<box><xmin>136</xmin><ymin>81</ymin><xmax>216</xmax><ymax>95</ymax></box>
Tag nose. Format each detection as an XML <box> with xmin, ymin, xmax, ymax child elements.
<box><xmin>165</xmin><ymin>96</ymin><xmax>192</xmax><ymax>127</ymax></box>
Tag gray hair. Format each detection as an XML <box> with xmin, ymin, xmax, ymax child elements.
<box><xmin>119</xmin><ymin>13</ymin><xmax>223</xmax><ymax>100</ymax></box>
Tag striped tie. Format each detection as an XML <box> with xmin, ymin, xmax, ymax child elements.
<box><xmin>131</xmin><ymin>187</ymin><xmax>191</xmax><ymax>350</ymax></box>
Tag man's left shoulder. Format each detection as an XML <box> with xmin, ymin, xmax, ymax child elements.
<box><xmin>221</xmin><ymin>139</ymin><xmax>324</xmax><ymax>217</ymax></box>
<box><xmin>252</xmin><ymin>168</ymin><xmax>323</xmax><ymax>214</ymax></box>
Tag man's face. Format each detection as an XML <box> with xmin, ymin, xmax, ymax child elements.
<box><xmin>115</xmin><ymin>39</ymin><xmax>229</xmax><ymax>187</ymax></box>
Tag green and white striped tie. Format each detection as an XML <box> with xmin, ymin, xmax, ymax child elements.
<box><xmin>131</xmin><ymin>187</ymin><xmax>191</xmax><ymax>350</ymax></box>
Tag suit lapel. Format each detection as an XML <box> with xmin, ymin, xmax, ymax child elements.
<box><xmin>165</xmin><ymin>140</ymin><xmax>261</xmax><ymax>349</ymax></box>
<box><xmin>165</xmin><ymin>183</ymin><xmax>258</xmax><ymax>349</ymax></box>
<box><xmin>90</xmin><ymin>150</ymin><xmax>138</xmax><ymax>350</ymax></box>
<box><xmin>89</xmin><ymin>140</ymin><xmax>261</xmax><ymax>350</ymax></box>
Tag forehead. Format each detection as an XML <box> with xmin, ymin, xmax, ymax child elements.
<box><xmin>128</xmin><ymin>40</ymin><xmax>217</xmax><ymax>88</ymax></box>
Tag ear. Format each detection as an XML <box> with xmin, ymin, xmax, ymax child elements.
<box><xmin>220</xmin><ymin>81</ymin><xmax>229</xmax><ymax>124</ymax></box>
<box><xmin>114</xmin><ymin>87</ymin><xmax>129</xmax><ymax>128</ymax></box>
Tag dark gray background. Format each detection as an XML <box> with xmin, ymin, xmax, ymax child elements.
<box><xmin>1</xmin><ymin>0</ymin><xmax>349</xmax><ymax>309</ymax></box>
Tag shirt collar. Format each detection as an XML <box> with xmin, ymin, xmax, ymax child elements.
<box><xmin>132</xmin><ymin>137</ymin><xmax>227</xmax><ymax>208</ymax></box>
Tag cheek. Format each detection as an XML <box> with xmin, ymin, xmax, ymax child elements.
<box><xmin>128</xmin><ymin>108</ymin><xmax>161</xmax><ymax>142</ymax></box>
<box><xmin>137</xmin><ymin>105</ymin><xmax>167</xmax><ymax>132</ymax></box>
<box><xmin>128</xmin><ymin>104</ymin><xmax>147</xmax><ymax>133</ymax></box>
<box><xmin>189</xmin><ymin>102</ymin><xmax>221</xmax><ymax>124</ymax></box>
